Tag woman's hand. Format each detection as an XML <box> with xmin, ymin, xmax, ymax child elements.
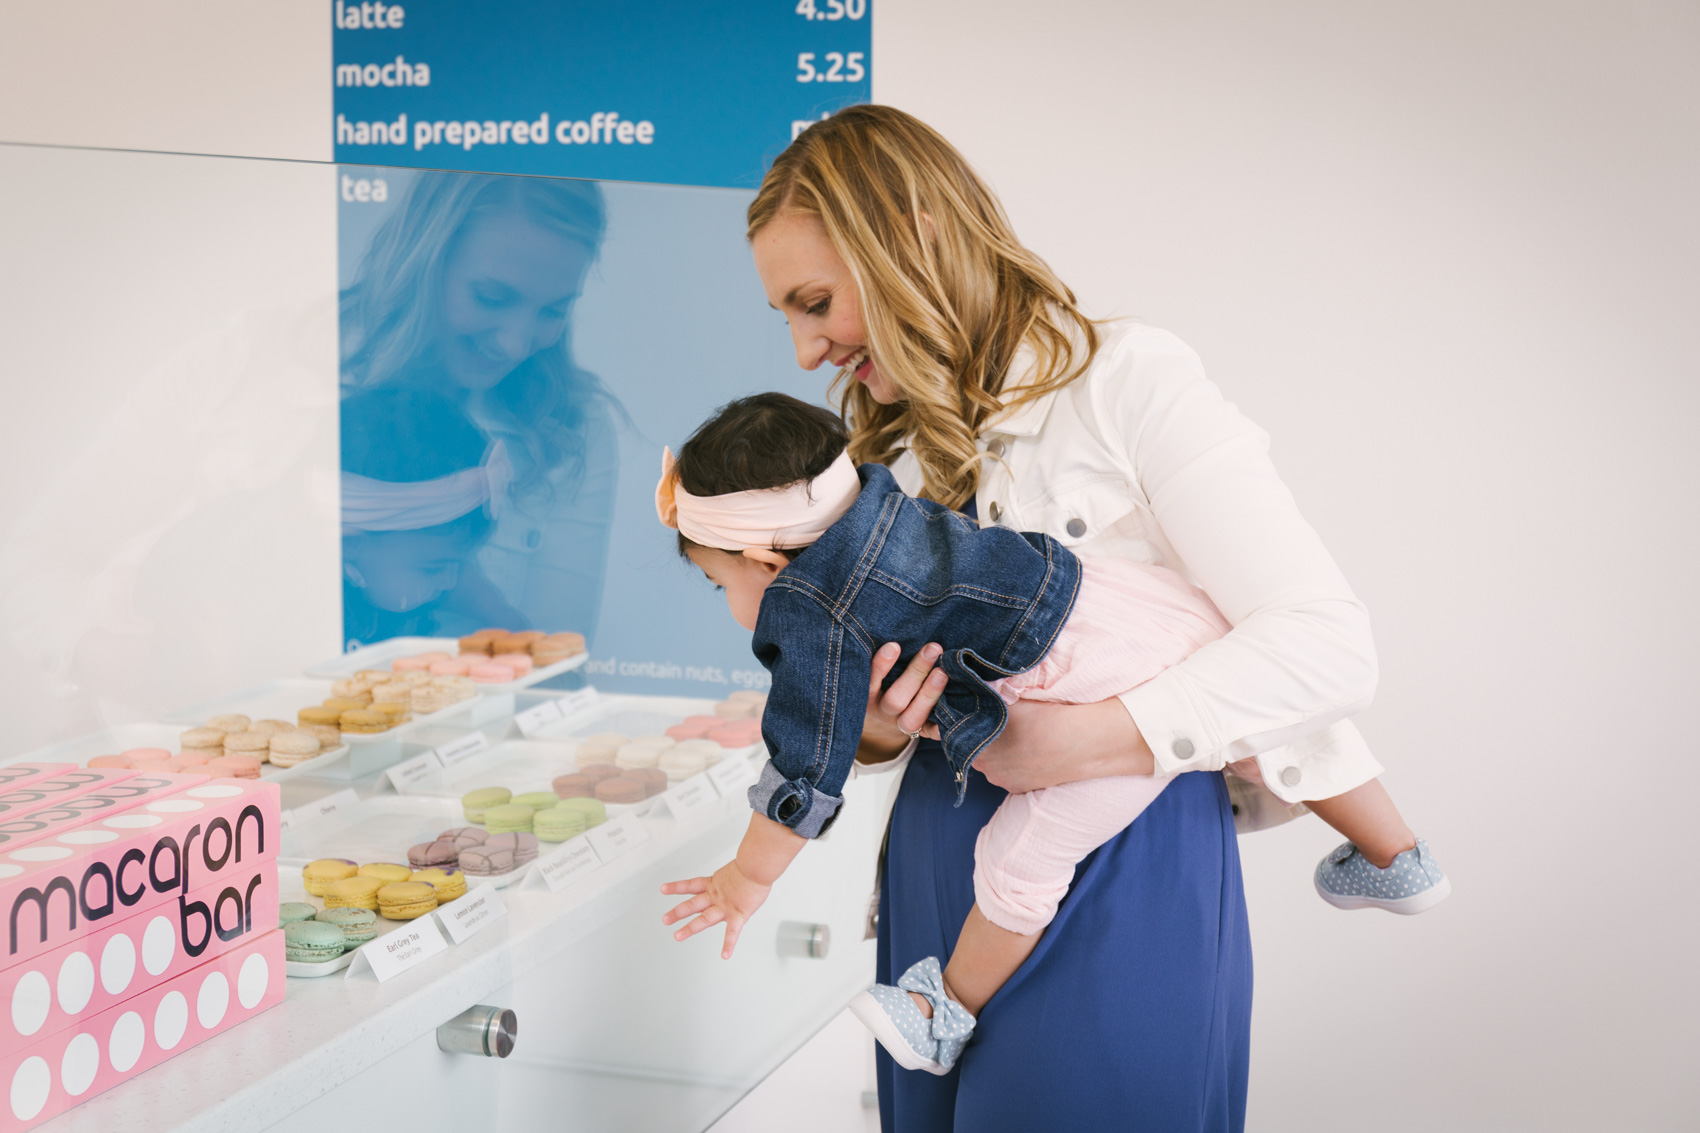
<box><xmin>972</xmin><ymin>698</ymin><xmax>1157</xmax><ymax>793</ymax></box>
<box><xmin>660</xmin><ymin>860</ymin><xmax>772</xmax><ymax>959</ymax></box>
<box><xmin>857</xmin><ymin>641</ymin><xmax>947</xmax><ymax>764</ymax></box>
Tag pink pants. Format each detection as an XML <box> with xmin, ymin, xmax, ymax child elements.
<box><xmin>975</xmin><ymin>555</ymin><xmax>1231</xmax><ymax>935</ymax></box>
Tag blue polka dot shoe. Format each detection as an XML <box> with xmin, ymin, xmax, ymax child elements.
<box><xmin>848</xmin><ymin>956</ymin><xmax>976</xmax><ymax>1075</ymax></box>
<box><xmin>1315</xmin><ymin>838</ymin><xmax>1451</xmax><ymax>914</ymax></box>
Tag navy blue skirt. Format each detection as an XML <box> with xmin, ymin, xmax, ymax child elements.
<box><xmin>875</xmin><ymin>745</ymin><xmax>1252</xmax><ymax>1131</ymax></box>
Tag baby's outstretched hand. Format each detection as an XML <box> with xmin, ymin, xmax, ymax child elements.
<box><xmin>661</xmin><ymin>860</ymin><xmax>772</xmax><ymax>959</ymax></box>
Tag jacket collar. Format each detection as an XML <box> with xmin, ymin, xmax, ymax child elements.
<box><xmin>778</xmin><ymin>462</ymin><xmax>901</xmax><ymax>595</ymax></box>
<box><xmin>984</xmin><ymin>341</ymin><xmax>1059</xmax><ymax>438</ymax></box>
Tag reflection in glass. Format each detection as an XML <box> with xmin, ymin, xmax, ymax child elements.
<box><xmin>338</xmin><ymin>170</ymin><xmax>619</xmax><ymax>649</ymax></box>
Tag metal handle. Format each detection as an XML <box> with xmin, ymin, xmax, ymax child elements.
<box><xmin>776</xmin><ymin>921</ymin><xmax>831</xmax><ymax>959</ymax></box>
<box><xmin>437</xmin><ymin>1005</ymin><xmax>518</xmax><ymax>1058</ymax></box>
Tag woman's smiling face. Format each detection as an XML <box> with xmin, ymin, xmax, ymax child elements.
<box><xmin>436</xmin><ymin>210</ymin><xmax>592</xmax><ymax>390</ymax></box>
<box><xmin>751</xmin><ymin>212</ymin><xmax>901</xmax><ymax>405</ymax></box>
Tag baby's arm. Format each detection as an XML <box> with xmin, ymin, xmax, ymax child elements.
<box><xmin>660</xmin><ymin>813</ymin><xmax>807</xmax><ymax>959</ymax></box>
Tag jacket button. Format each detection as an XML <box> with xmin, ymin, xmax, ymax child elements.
<box><xmin>1066</xmin><ymin>517</ymin><xmax>1087</xmax><ymax>538</ymax></box>
<box><xmin>1280</xmin><ymin>766</ymin><xmax>1302</xmax><ymax>787</ymax></box>
<box><xmin>988</xmin><ymin>439</ymin><xmax>1006</xmax><ymax>457</ymax></box>
<box><xmin>1171</xmin><ymin>738</ymin><xmax>1194</xmax><ymax>760</ymax></box>
<box><xmin>988</xmin><ymin>502</ymin><xmax>1002</xmax><ymax>523</ymax></box>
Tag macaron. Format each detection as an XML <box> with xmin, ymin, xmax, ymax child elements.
<box><xmin>369</xmin><ymin>681</ymin><xmax>412</xmax><ymax>704</ymax></box>
<box><xmin>205</xmin><ymin>713</ymin><xmax>252</xmax><ymax>734</ymax></box>
<box><xmin>594</xmin><ymin>776</ymin><xmax>646</xmax><ymax>804</ymax></box>
<box><xmin>665</xmin><ymin>721</ymin><xmax>710</xmax><ymax>741</ymax></box>
<box><xmin>131</xmin><ymin>757</ymin><xmax>186</xmax><ymax>772</ymax></box>
<box><xmin>392</xmin><ymin>655</ymin><xmax>434</xmax><ymax>671</ymax></box>
<box><xmin>323</xmin><ymin>876</ymin><xmax>385</xmax><ymax>911</ymax></box>
<box><xmin>672</xmin><ymin>738</ymin><xmax>725</xmax><ymax>766</ymax></box>
<box><xmin>483</xmin><ymin>804</ymin><xmax>535</xmax><ymax>834</ymax></box>
<box><xmin>534</xmin><ymin>806</ymin><xmax>587</xmax><ymax>843</ymax></box>
<box><xmin>469</xmin><ymin>662</ymin><xmax>515</xmax><ymax>683</ymax></box>
<box><xmin>357</xmin><ymin>862</ymin><xmax>413</xmax><ymax>886</ymax></box>
<box><xmin>658</xmin><ymin>749</ymin><xmax>708</xmax><ymax>781</ymax></box>
<box><xmin>615</xmin><ymin>742</ymin><xmax>663</xmax><ymax>770</ymax></box>
<box><xmin>371</xmin><ymin>701</ymin><xmax>411</xmax><ymax>725</ymax></box>
<box><xmin>632</xmin><ymin>768</ymin><xmax>670</xmax><ymax>797</ymax></box>
<box><xmin>87</xmin><ymin>754</ymin><xmax>131</xmax><ymax>769</ymax></box>
<box><xmin>577</xmin><ymin>764</ymin><xmax>623</xmax><ymax>784</ymax></box>
<box><xmin>298</xmin><ymin>706</ymin><xmax>343</xmax><ymax>728</ymax></box>
<box><xmin>324</xmin><ymin>696</ymin><xmax>373</xmax><ymax>713</ymax></box>
<box><xmin>206</xmin><ymin>755</ymin><xmax>262</xmax><ymax>779</ymax></box>
<box><xmin>377</xmin><ymin>882</ymin><xmax>439</xmax><ymax>920</ymax></box>
<box><xmin>437</xmin><ymin>827</ymin><xmax>489</xmax><ymax>851</ymax></box>
<box><xmin>330</xmin><ymin>677</ymin><xmax>371</xmax><ymax>698</ymax></box>
<box><xmin>574</xmin><ymin>733</ymin><xmax>628</xmax><ymax>766</ymax></box>
<box><xmin>284</xmin><ymin>921</ymin><xmax>346</xmax><ymax>963</ymax></box>
<box><xmin>353</xmin><ymin>670</ymin><xmax>391</xmax><ymax>686</ymax></box>
<box><xmin>302</xmin><ymin>858</ymin><xmax>358</xmax><ymax>897</ymax></box>
<box><xmin>551</xmin><ymin>773</ymin><xmax>595</xmax><ymax>799</ymax></box>
<box><xmin>121</xmin><ymin>747</ymin><xmax>172</xmax><ymax>762</ymax></box>
<box><xmin>706</xmin><ymin>721</ymin><xmax>762</xmax><ymax>748</ymax></box>
<box><xmin>407</xmin><ymin>839</ymin><xmax>460</xmax><ymax>868</ymax></box>
<box><xmin>461</xmin><ymin>787</ymin><xmax>512</xmax><ymax>823</ymax></box>
<box><xmin>269</xmin><ymin>732</ymin><xmax>321</xmax><ymax>768</ymax></box>
<box><xmin>459</xmin><ymin>833</ymin><xmax>538</xmax><ymax>877</ymax></box>
<box><xmin>410</xmin><ymin>867</ymin><xmax>468</xmax><ymax>903</ymax></box>
<box><xmin>180</xmin><ymin>727</ymin><xmax>226</xmax><ymax>752</ymax></box>
<box><xmin>429</xmin><ymin>657</ymin><xmax>476</xmax><ymax>677</ymax></box>
<box><xmin>459</xmin><ymin>630</ymin><xmax>501</xmax><ymax>654</ymax></box>
<box><xmin>554</xmin><ymin>797</ymin><xmax>607</xmax><ymax>828</ymax></box>
<box><xmin>493</xmin><ymin>654</ymin><xmax>535</xmax><ymax>676</ymax></box>
<box><xmin>301</xmin><ymin>723</ymin><xmax>344</xmax><ymax>748</ymax></box>
<box><xmin>714</xmin><ymin>700</ymin><xmax>757</xmax><ymax>719</ymax></box>
<box><xmin>223</xmin><ymin>731</ymin><xmax>272</xmax><ymax>761</ymax></box>
<box><xmin>249</xmin><ymin>719</ymin><xmax>296</xmax><ymax>736</ymax></box>
<box><xmin>174</xmin><ymin>751</ymin><xmax>216</xmax><ymax>767</ymax></box>
<box><xmin>315</xmin><ymin>906</ymin><xmax>379</xmax><ymax>944</ymax></box>
<box><xmin>512</xmin><ymin>790</ymin><xmax>558</xmax><ymax>812</ymax></box>
<box><xmin>728</xmin><ymin>690</ymin><xmax>768</xmax><ymax>706</ymax></box>
<box><xmin>339</xmin><ymin>709</ymin><xmax>390</xmax><ymax>735</ymax></box>
<box><xmin>279</xmin><ymin>902</ymin><xmax>318</xmax><ymax>925</ymax></box>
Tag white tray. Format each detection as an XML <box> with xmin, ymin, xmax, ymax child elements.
<box><xmin>278</xmin><ymin>794</ymin><xmax>536</xmax><ymax>889</ymax></box>
<box><xmin>529</xmin><ymin>692</ymin><xmax>731</xmax><ymax>741</ymax></box>
<box><xmin>164</xmin><ymin>678</ymin><xmax>479</xmax><ymax>745</ymax></box>
<box><xmin>8</xmin><ymin>722</ymin><xmax>352</xmax><ymax>783</ymax></box>
<box><xmin>305</xmin><ymin>638</ymin><xmax>589</xmax><ymax>693</ymax></box>
<box><xmin>286</xmin><ymin>952</ymin><xmax>356</xmax><ymax>978</ymax></box>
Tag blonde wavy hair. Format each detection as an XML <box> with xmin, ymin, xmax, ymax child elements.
<box><xmin>748</xmin><ymin>104</ymin><xmax>1098</xmax><ymax>508</ymax></box>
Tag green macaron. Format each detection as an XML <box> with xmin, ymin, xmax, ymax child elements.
<box><xmin>315</xmin><ymin>906</ymin><xmax>379</xmax><ymax>944</ymax></box>
<box><xmin>534</xmin><ymin>806</ymin><xmax>588</xmax><ymax>843</ymax></box>
<box><xmin>284</xmin><ymin>920</ymin><xmax>347</xmax><ymax>963</ymax></box>
<box><xmin>279</xmin><ymin>902</ymin><xmax>318</xmax><ymax>926</ymax></box>
<box><xmin>483</xmin><ymin>803</ymin><xmax>535</xmax><ymax>834</ymax></box>
<box><xmin>461</xmin><ymin>787</ymin><xmax>512</xmax><ymax>823</ymax></box>
<box><xmin>511</xmin><ymin>791</ymin><xmax>559</xmax><ymax>812</ymax></box>
<box><xmin>553</xmin><ymin>796</ymin><xmax>607</xmax><ymax>829</ymax></box>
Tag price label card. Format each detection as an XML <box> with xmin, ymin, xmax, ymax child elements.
<box><xmin>663</xmin><ymin>774</ymin><xmax>719</xmax><ymax>821</ymax></box>
<box><xmin>533</xmin><ymin>835</ymin><xmax>601</xmax><ymax>893</ymax></box>
<box><xmin>708</xmin><ymin>755</ymin><xmax>759</xmax><ymax>797</ymax></box>
<box><xmin>585</xmin><ymin>810</ymin><xmax>648</xmax><ymax>863</ymax></box>
<box><xmin>385</xmin><ymin>750</ymin><xmax>444</xmax><ymax>794</ymax></box>
<box><xmin>433</xmin><ymin>732</ymin><xmax>489</xmax><ymax>769</ymax></box>
<box><xmin>514</xmin><ymin>699</ymin><xmax>562</xmax><ymax>737</ymax></box>
<box><xmin>287</xmin><ymin>788</ymin><xmax>361</xmax><ymax>828</ymax></box>
<box><xmin>348</xmin><ymin>916</ymin><xmax>449</xmax><ymax>983</ymax></box>
<box><xmin>552</xmin><ymin>686</ymin><xmax>599</xmax><ymax>720</ymax></box>
<box><xmin>435</xmin><ymin>885</ymin><xmax>508</xmax><ymax>945</ymax></box>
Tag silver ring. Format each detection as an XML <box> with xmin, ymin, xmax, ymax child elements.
<box><xmin>904</xmin><ymin>728</ymin><xmax>923</xmax><ymax>740</ymax></box>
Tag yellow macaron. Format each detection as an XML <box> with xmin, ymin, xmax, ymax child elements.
<box><xmin>323</xmin><ymin>876</ymin><xmax>385</xmax><ymax>911</ymax></box>
<box><xmin>377</xmin><ymin>882</ymin><xmax>439</xmax><ymax>920</ymax></box>
<box><xmin>302</xmin><ymin>859</ymin><xmax>358</xmax><ymax>897</ymax></box>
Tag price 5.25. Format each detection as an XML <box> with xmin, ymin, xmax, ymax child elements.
<box><xmin>796</xmin><ymin>51</ymin><xmax>866</xmax><ymax>83</ymax></box>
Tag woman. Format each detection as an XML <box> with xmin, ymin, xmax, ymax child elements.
<box><xmin>339</xmin><ymin>171</ymin><xmax>621</xmax><ymax>645</ymax></box>
<box><xmin>747</xmin><ymin>107</ymin><xmax>1383</xmax><ymax>1130</ymax></box>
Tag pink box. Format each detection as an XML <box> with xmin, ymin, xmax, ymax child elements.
<box><xmin>0</xmin><ymin>928</ymin><xmax>285</xmax><ymax>1131</ymax></box>
<box><xmin>0</xmin><ymin>770</ymin><xmax>138</xmax><ymax>825</ymax></box>
<box><xmin>0</xmin><ymin>772</ymin><xmax>204</xmax><ymax>858</ymax></box>
<box><xmin>0</xmin><ymin>865</ymin><xmax>278</xmax><ymax>1061</ymax></box>
<box><xmin>0</xmin><ymin>779</ymin><xmax>280</xmax><ymax>972</ymax></box>
<box><xmin>0</xmin><ymin>768</ymin><xmax>72</xmax><ymax>796</ymax></box>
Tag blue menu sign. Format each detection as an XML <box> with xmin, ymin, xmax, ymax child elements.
<box><xmin>332</xmin><ymin>0</ymin><xmax>873</xmax><ymax>188</ymax></box>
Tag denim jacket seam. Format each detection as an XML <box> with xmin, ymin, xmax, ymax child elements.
<box><xmin>998</xmin><ymin>538</ymin><xmax>1058</xmax><ymax>667</ymax></box>
<box><xmin>807</xmin><ymin>621</ymin><xmax>843</xmax><ymax>783</ymax></box>
<box><xmin>834</xmin><ymin>493</ymin><xmax>900</xmax><ymax>616</ymax></box>
<box><xmin>865</xmin><ymin>571</ymin><xmax>1031</xmax><ymax>608</ymax></box>
<box><xmin>1007</xmin><ymin>541</ymin><xmax>1081</xmax><ymax>670</ymax></box>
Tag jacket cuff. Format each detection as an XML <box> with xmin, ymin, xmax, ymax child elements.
<box><xmin>1118</xmin><ymin>673</ymin><xmax>1223</xmax><ymax>774</ymax></box>
<box><xmin>747</xmin><ymin>759</ymin><xmax>843</xmax><ymax>839</ymax></box>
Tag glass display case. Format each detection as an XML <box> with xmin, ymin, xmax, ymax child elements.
<box><xmin>0</xmin><ymin>141</ymin><xmax>888</xmax><ymax>1132</ymax></box>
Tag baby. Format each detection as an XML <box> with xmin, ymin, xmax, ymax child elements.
<box><xmin>658</xmin><ymin>394</ymin><xmax>1448</xmax><ymax>1074</ymax></box>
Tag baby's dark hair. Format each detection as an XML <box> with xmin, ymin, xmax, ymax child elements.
<box><xmin>674</xmin><ymin>393</ymin><xmax>847</xmax><ymax>556</ymax></box>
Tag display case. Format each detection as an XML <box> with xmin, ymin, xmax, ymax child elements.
<box><xmin>0</xmin><ymin>140</ymin><xmax>888</xmax><ymax>1131</ymax></box>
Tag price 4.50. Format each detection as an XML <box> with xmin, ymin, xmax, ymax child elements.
<box><xmin>796</xmin><ymin>0</ymin><xmax>866</xmax><ymax>19</ymax></box>
<box><xmin>797</xmin><ymin>51</ymin><xmax>866</xmax><ymax>83</ymax></box>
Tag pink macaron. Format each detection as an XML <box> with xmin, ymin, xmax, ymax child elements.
<box><xmin>206</xmin><ymin>755</ymin><xmax>263</xmax><ymax>779</ymax></box>
<box><xmin>120</xmin><ymin>747</ymin><xmax>172</xmax><ymax>761</ymax></box>
<box><xmin>174</xmin><ymin>751</ymin><xmax>216</xmax><ymax>767</ymax></box>
<box><xmin>491</xmin><ymin>654</ymin><xmax>533</xmax><ymax>676</ymax></box>
<box><xmin>706</xmin><ymin>720</ymin><xmax>762</xmax><ymax>748</ymax></box>
<box><xmin>469</xmin><ymin>661</ymin><xmax>515</xmax><ymax>683</ymax></box>
<box><xmin>87</xmin><ymin>754</ymin><xmax>131</xmax><ymax>769</ymax></box>
<box><xmin>430</xmin><ymin>657</ymin><xmax>476</xmax><ymax>676</ymax></box>
<box><xmin>392</xmin><ymin>655</ymin><xmax>434</xmax><ymax>671</ymax></box>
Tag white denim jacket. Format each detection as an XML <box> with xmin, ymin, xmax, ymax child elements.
<box><xmin>875</xmin><ymin>319</ymin><xmax>1384</xmax><ymax>831</ymax></box>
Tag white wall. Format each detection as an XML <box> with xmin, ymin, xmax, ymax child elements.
<box><xmin>878</xmin><ymin>2</ymin><xmax>1700</xmax><ymax>1128</ymax></box>
<box><xmin>2</xmin><ymin>1</ymin><xmax>1697</xmax><ymax>1128</ymax></box>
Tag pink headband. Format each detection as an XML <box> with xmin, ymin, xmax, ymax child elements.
<box><xmin>655</xmin><ymin>448</ymin><xmax>861</xmax><ymax>551</ymax></box>
<box><xmin>342</xmin><ymin>441</ymin><xmax>513</xmax><ymax>535</ymax></box>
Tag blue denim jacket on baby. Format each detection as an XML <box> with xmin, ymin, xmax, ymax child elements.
<box><xmin>747</xmin><ymin>462</ymin><xmax>1081</xmax><ymax>838</ymax></box>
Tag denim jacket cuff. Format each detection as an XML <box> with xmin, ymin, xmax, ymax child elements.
<box><xmin>747</xmin><ymin>759</ymin><xmax>843</xmax><ymax>839</ymax></box>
